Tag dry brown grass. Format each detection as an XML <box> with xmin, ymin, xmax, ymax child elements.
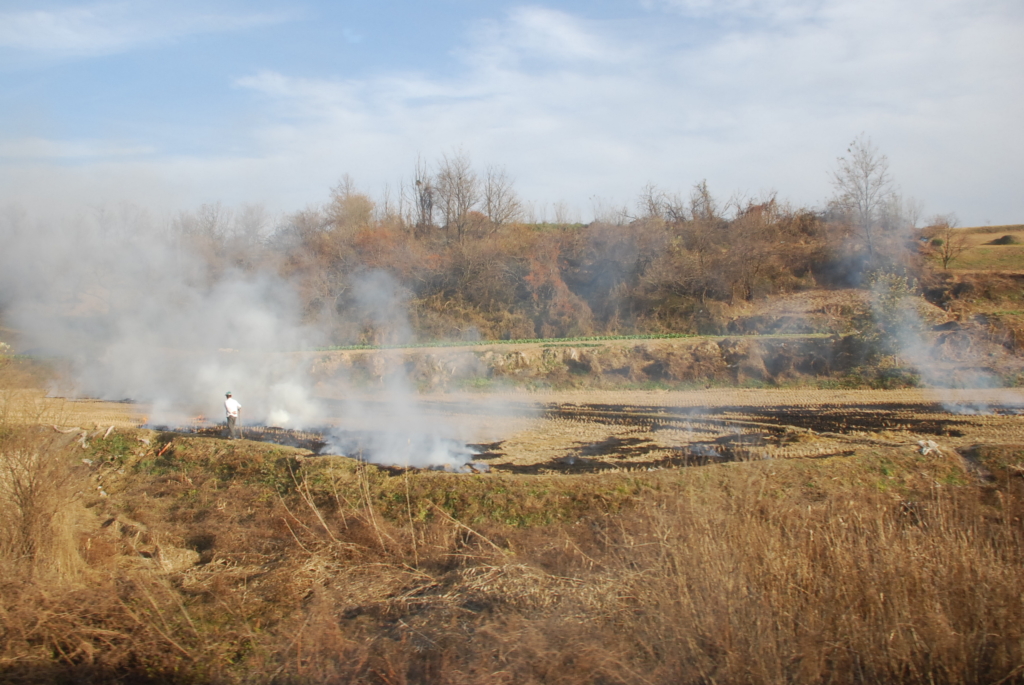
<box><xmin>0</xmin><ymin>429</ymin><xmax>88</xmax><ymax>582</ymax></box>
<box><xmin>600</xmin><ymin>482</ymin><xmax>1023</xmax><ymax>684</ymax></box>
<box><xmin>1</xmin><ymin>425</ymin><xmax>1022</xmax><ymax>684</ymax></box>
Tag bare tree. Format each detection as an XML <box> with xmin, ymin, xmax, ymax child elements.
<box><xmin>170</xmin><ymin>203</ymin><xmax>233</xmax><ymax>278</ymax></box>
<box><xmin>412</xmin><ymin>157</ymin><xmax>435</xmax><ymax>237</ymax></box>
<box><xmin>235</xmin><ymin>204</ymin><xmax>270</xmax><ymax>245</ymax></box>
<box><xmin>662</xmin><ymin>191</ymin><xmax>690</xmax><ymax>224</ymax></box>
<box><xmin>332</xmin><ymin>173</ymin><xmax>357</xmax><ymax>201</ymax></box>
<box><xmin>434</xmin><ymin>151</ymin><xmax>480</xmax><ymax>242</ymax></box>
<box><xmin>483</xmin><ymin>165</ymin><xmax>522</xmax><ymax>229</ymax></box>
<box><xmin>929</xmin><ymin>214</ymin><xmax>969</xmax><ymax>269</ymax></box>
<box><xmin>689</xmin><ymin>180</ymin><xmax>720</xmax><ymax>222</ymax></box>
<box><xmin>92</xmin><ymin>202</ymin><xmax>153</xmax><ymax>243</ymax></box>
<box><xmin>376</xmin><ymin>182</ymin><xmax>404</xmax><ymax>226</ymax></box>
<box><xmin>830</xmin><ymin>135</ymin><xmax>896</xmax><ymax>262</ymax></box>
<box><xmin>902</xmin><ymin>196</ymin><xmax>925</xmax><ymax>233</ymax></box>
<box><xmin>630</xmin><ymin>180</ymin><xmax>688</xmax><ymax>223</ymax></box>
<box><xmin>172</xmin><ymin>203</ymin><xmax>230</xmax><ymax>242</ymax></box>
<box><xmin>553</xmin><ymin>201</ymin><xmax>579</xmax><ymax>225</ymax></box>
<box><xmin>636</xmin><ymin>183</ymin><xmax>673</xmax><ymax>223</ymax></box>
<box><xmin>229</xmin><ymin>204</ymin><xmax>271</xmax><ymax>269</ymax></box>
<box><xmin>268</xmin><ymin>207</ymin><xmax>331</xmax><ymax>256</ymax></box>
<box><xmin>724</xmin><ymin>194</ymin><xmax>783</xmax><ymax>301</ymax></box>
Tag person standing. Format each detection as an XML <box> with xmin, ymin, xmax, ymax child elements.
<box><xmin>224</xmin><ymin>392</ymin><xmax>242</xmax><ymax>439</ymax></box>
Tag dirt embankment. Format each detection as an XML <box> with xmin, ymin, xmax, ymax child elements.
<box><xmin>303</xmin><ymin>285</ymin><xmax>1024</xmax><ymax>389</ymax></box>
<box><xmin>309</xmin><ymin>337</ymin><xmax>839</xmax><ymax>389</ymax></box>
<box><xmin>309</xmin><ymin>329</ymin><xmax>1020</xmax><ymax>389</ymax></box>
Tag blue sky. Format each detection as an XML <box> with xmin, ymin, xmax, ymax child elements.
<box><xmin>1</xmin><ymin>0</ymin><xmax>1022</xmax><ymax>225</ymax></box>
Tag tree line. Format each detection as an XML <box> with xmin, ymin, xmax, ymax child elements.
<box><xmin>173</xmin><ymin>138</ymin><xmax>946</xmax><ymax>344</ymax></box>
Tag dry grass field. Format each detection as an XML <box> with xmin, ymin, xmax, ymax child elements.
<box><xmin>437</xmin><ymin>387</ymin><xmax>1024</xmax><ymax>472</ymax></box>
<box><xmin>939</xmin><ymin>225</ymin><xmax>1024</xmax><ymax>271</ymax></box>
<box><xmin>3</xmin><ymin>383</ymin><xmax>1024</xmax><ymax>474</ymax></box>
<box><xmin>2</xmin><ymin>362</ymin><xmax>1024</xmax><ymax>683</ymax></box>
<box><xmin>9</xmin><ymin>384</ymin><xmax>1021</xmax><ymax>474</ymax></box>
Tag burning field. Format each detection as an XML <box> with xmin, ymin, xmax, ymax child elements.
<box><xmin>16</xmin><ymin>386</ymin><xmax>1024</xmax><ymax>474</ymax></box>
<box><xmin>2</xmin><ymin>382</ymin><xmax>1024</xmax><ymax>684</ymax></box>
<box><xmin>437</xmin><ymin>387</ymin><xmax>1024</xmax><ymax>473</ymax></box>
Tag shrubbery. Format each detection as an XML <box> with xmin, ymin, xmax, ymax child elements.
<box><xmin>201</xmin><ymin>190</ymin><xmax>850</xmax><ymax>345</ymax></box>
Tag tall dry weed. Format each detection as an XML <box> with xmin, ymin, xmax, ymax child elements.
<box><xmin>599</xmin><ymin>482</ymin><xmax>1024</xmax><ymax>684</ymax></box>
<box><xmin>0</xmin><ymin>431</ymin><xmax>85</xmax><ymax>581</ymax></box>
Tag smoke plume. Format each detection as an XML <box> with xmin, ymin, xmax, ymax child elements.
<box><xmin>0</xmin><ymin>206</ymin><xmax>490</xmax><ymax>468</ymax></box>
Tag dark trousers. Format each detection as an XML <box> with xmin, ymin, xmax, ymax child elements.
<box><xmin>226</xmin><ymin>415</ymin><xmax>240</xmax><ymax>439</ymax></box>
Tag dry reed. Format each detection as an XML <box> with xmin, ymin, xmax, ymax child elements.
<box><xmin>1</xmin><ymin>428</ymin><xmax>1022</xmax><ymax>684</ymax></box>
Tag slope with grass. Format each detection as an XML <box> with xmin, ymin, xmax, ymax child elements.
<box><xmin>933</xmin><ymin>225</ymin><xmax>1024</xmax><ymax>272</ymax></box>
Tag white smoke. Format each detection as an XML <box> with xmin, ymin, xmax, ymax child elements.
<box><xmin>320</xmin><ymin>269</ymin><xmax>487</xmax><ymax>469</ymax></box>
<box><xmin>870</xmin><ymin>275</ymin><xmax>1023</xmax><ymax>414</ymax></box>
<box><xmin>0</xmin><ymin>206</ymin><xmax>324</xmax><ymax>426</ymax></box>
<box><xmin>0</xmin><ymin>206</ymin><xmax>497</xmax><ymax>469</ymax></box>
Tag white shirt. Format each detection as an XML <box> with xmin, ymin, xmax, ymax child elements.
<box><xmin>225</xmin><ymin>397</ymin><xmax>241</xmax><ymax>417</ymax></box>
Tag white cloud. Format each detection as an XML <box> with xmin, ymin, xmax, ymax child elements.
<box><xmin>1</xmin><ymin>1</ymin><xmax>1022</xmax><ymax>225</ymax></box>
<box><xmin>0</xmin><ymin>1</ymin><xmax>289</xmax><ymax>58</ymax></box>
<box><xmin>648</xmin><ymin>0</ymin><xmax>821</xmax><ymax>23</ymax></box>
<box><xmin>221</xmin><ymin>1</ymin><xmax>1023</xmax><ymax>219</ymax></box>
<box><xmin>502</xmin><ymin>6</ymin><xmax>615</xmax><ymax>62</ymax></box>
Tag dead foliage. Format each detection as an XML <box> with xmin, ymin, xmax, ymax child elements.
<box><xmin>1</xmin><ymin>427</ymin><xmax>1023</xmax><ymax>684</ymax></box>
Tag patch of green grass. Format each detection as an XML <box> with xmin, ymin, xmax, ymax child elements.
<box><xmin>541</xmin><ymin>342</ymin><xmax>604</xmax><ymax>348</ymax></box>
<box><xmin>941</xmin><ymin>471</ymin><xmax>969</xmax><ymax>486</ymax></box>
<box><xmin>89</xmin><ymin>433</ymin><xmax>135</xmax><ymax>464</ymax></box>
<box><xmin>943</xmin><ymin>245</ymin><xmax>1024</xmax><ymax>271</ymax></box>
<box><xmin>316</xmin><ymin>332</ymin><xmax>698</xmax><ymax>352</ymax></box>
<box><xmin>455</xmin><ymin>376</ymin><xmax>499</xmax><ymax>391</ymax></box>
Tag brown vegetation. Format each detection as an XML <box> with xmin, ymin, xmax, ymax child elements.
<box><xmin>172</xmin><ymin>163</ymin><xmax>861</xmax><ymax>345</ymax></box>
<box><xmin>2</xmin><ymin>391</ymin><xmax>1023</xmax><ymax>683</ymax></box>
<box><xmin>148</xmin><ymin>143</ymin><xmax>985</xmax><ymax>353</ymax></box>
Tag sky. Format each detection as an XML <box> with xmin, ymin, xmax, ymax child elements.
<box><xmin>1</xmin><ymin>0</ymin><xmax>1022</xmax><ymax>226</ymax></box>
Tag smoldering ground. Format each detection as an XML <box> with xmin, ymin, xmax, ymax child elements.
<box><xmin>0</xmin><ymin>206</ymin><xmax>324</xmax><ymax>424</ymax></box>
<box><xmin>316</xmin><ymin>267</ymin><xmax>524</xmax><ymax>468</ymax></box>
<box><xmin>863</xmin><ymin>273</ymin><xmax>1024</xmax><ymax>414</ymax></box>
<box><xmin>0</xmin><ymin>207</ymin><xmax>513</xmax><ymax>468</ymax></box>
